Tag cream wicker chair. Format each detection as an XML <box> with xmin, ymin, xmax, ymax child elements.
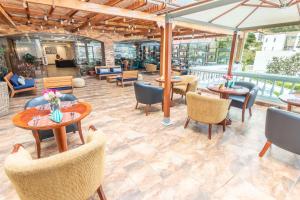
<box><xmin>4</xmin><ymin>126</ymin><xmax>107</xmax><ymax>200</ymax></box>
<box><xmin>185</xmin><ymin>92</ymin><xmax>231</xmax><ymax>139</ymax></box>
<box><xmin>172</xmin><ymin>75</ymin><xmax>198</xmax><ymax>103</ymax></box>
<box><xmin>145</xmin><ymin>64</ymin><xmax>157</xmax><ymax>73</ymax></box>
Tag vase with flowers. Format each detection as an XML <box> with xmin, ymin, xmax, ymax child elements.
<box><xmin>223</xmin><ymin>74</ymin><xmax>234</xmax><ymax>88</ymax></box>
<box><xmin>43</xmin><ymin>89</ymin><xmax>63</xmax><ymax>123</ymax></box>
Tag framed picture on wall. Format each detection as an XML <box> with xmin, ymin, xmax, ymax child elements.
<box><xmin>45</xmin><ymin>47</ymin><xmax>57</xmax><ymax>54</ymax></box>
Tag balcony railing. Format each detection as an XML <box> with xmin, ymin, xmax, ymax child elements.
<box><xmin>190</xmin><ymin>67</ymin><xmax>300</xmax><ymax>102</ymax></box>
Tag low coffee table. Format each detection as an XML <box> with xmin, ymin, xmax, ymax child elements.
<box><xmin>106</xmin><ymin>75</ymin><xmax>119</xmax><ymax>83</ymax></box>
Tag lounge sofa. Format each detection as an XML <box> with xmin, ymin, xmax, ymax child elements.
<box><xmin>116</xmin><ymin>70</ymin><xmax>138</xmax><ymax>87</ymax></box>
<box><xmin>95</xmin><ymin>66</ymin><xmax>122</xmax><ymax>79</ymax></box>
<box><xmin>4</xmin><ymin>72</ymin><xmax>37</xmax><ymax>98</ymax></box>
<box><xmin>55</xmin><ymin>60</ymin><xmax>76</xmax><ymax>68</ymax></box>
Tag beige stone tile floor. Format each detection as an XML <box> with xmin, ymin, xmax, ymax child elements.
<box><xmin>1</xmin><ymin>74</ymin><xmax>300</xmax><ymax>200</ymax></box>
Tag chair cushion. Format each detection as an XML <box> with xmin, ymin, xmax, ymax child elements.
<box><xmin>173</xmin><ymin>85</ymin><xmax>187</xmax><ymax>95</ymax></box>
<box><xmin>48</xmin><ymin>86</ymin><xmax>73</xmax><ymax>91</ymax></box>
<box><xmin>10</xmin><ymin>74</ymin><xmax>20</xmax><ymax>87</ymax></box>
<box><xmin>116</xmin><ymin>77</ymin><xmax>138</xmax><ymax>82</ymax></box>
<box><xmin>112</xmin><ymin>67</ymin><xmax>122</xmax><ymax>73</ymax></box>
<box><xmin>14</xmin><ymin>79</ymin><xmax>35</xmax><ymax>90</ymax></box>
<box><xmin>229</xmin><ymin>95</ymin><xmax>245</xmax><ymax>109</ymax></box>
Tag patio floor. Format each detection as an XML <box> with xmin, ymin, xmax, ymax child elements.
<box><xmin>1</xmin><ymin>74</ymin><xmax>300</xmax><ymax>200</ymax></box>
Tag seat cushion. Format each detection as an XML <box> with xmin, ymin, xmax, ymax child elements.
<box><xmin>112</xmin><ymin>67</ymin><xmax>122</xmax><ymax>73</ymax></box>
<box><xmin>14</xmin><ymin>79</ymin><xmax>35</xmax><ymax>90</ymax></box>
<box><xmin>48</xmin><ymin>86</ymin><xmax>73</xmax><ymax>91</ymax></box>
<box><xmin>173</xmin><ymin>85</ymin><xmax>187</xmax><ymax>95</ymax></box>
<box><xmin>116</xmin><ymin>77</ymin><xmax>138</xmax><ymax>82</ymax></box>
<box><xmin>229</xmin><ymin>95</ymin><xmax>246</xmax><ymax>109</ymax></box>
<box><xmin>10</xmin><ymin>74</ymin><xmax>20</xmax><ymax>87</ymax></box>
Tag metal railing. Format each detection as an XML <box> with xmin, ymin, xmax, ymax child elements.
<box><xmin>190</xmin><ymin>67</ymin><xmax>300</xmax><ymax>102</ymax></box>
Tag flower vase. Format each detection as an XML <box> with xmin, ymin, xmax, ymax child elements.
<box><xmin>50</xmin><ymin>104</ymin><xmax>63</xmax><ymax>123</ymax></box>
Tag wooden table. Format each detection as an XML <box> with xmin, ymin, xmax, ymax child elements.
<box><xmin>208</xmin><ymin>85</ymin><xmax>250</xmax><ymax>125</ymax></box>
<box><xmin>12</xmin><ymin>102</ymin><xmax>92</xmax><ymax>152</ymax></box>
<box><xmin>106</xmin><ymin>75</ymin><xmax>119</xmax><ymax>83</ymax></box>
<box><xmin>279</xmin><ymin>93</ymin><xmax>300</xmax><ymax>111</ymax></box>
<box><xmin>155</xmin><ymin>77</ymin><xmax>182</xmax><ymax>104</ymax></box>
<box><xmin>155</xmin><ymin>77</ymin><xmax>182</xmax><ymax>88</ymax></box>
<box><xmin>207</xmin><ymin>85</ymin><xmax>250</xmax><ymax>99</ymax></box>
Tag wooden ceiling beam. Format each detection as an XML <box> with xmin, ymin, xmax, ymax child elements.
<box><xmin>114</xmin><ymin>3</ymin><xmax>166</xmax><ymax>23</ymax></box>
<box><xmin>0</xmin><ymin>4</ymin><xmax>16</xmax><ymax>28</ymax></box>
<box><xmin>105</xmin><ymin>0</ymin><xmax>148</xmax><ymax>22</ymax></box>
<box><xmin>48</xmin><ymin>5</ymin><xmax>55</xmax><ymax>17</ymax></box>
<box><xmin>26</xmin><ymin>0</ymin><xmax>164</xmax><ymax>22</ymax></box>
<box><xmin>25</xmin><ymin>2</ymin><xmax>30</xmax><ymax>20</ymax></box>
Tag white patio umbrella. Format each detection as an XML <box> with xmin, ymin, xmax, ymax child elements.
<box><xmin>168</xmin><ymin>0</ymin><xmax>300</xmax><ymax>74</ymax></box>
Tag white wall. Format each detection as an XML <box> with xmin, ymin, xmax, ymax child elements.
<box><xmin>262</xmin><ymin>34</ymin><xmax>286</xmax><ymax>51</ymax></box>
<box><xmin>253</xmin><ymin>51</ymin><xmax>296</xmax><ymax>72</ymax></box>
<box><xmin>42</xmin><ymin>43</ymin><xmax>74</xmax><ymax>65</ymax></box>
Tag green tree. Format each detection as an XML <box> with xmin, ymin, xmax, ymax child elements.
<box><xmin>266</xmin><ymin>53</ymin><xmax>300</xmax><ymax>76</ymax></box>
<box><xmin>242</xmin><ymin>33</ymin><xmax>262</xmax><ymax>68</ymax></box>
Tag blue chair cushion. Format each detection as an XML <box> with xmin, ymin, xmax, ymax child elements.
<box><xmin>48</xmin><ymin>86</ymin><xmax>73</xmax><ymax>91</ymax></box>
<box><xmin>14</xmin><ymin>79</ymin><xmax>35</xmax><ymax>90</ymax></box>
<box><xmin>10</xmin><ymin>74</ymin><xmax>20</xmax><ymax>87</ymax></box>
<box><xmin>112</xmin><ymin>67</ymin><xmax>122</xmax><ymax>73</ymax></box>
<box><xmin>229</xmin><ymin>95</ymin><xmax>245</xmax><ymax>109</ymax></box>
<box><xmin>116</xmin><ymin>77</ymin><xmax>138</xmax><ymax>82</ymax></box>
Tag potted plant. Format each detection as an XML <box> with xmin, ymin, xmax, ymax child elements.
<box><xmin>23</xmin><ymin>53</ymin><xmax>36</xmax><ymax>66</ymax></box>
<box><xmin>0</xmin><ymin>66</ymin><xmax>8</xmax><ymax>81</ymax></box>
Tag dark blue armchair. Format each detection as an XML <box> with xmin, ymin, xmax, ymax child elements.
<box><xmin>24</xmin><ymin>94</ymin><xmax>84</xmax><ymax>158</ymax></box>
<box><xmin>229</xmin><ymin>81</ymin><xmax>259</xmax><ymax>122</ymax></box>
<box><xmin>259</xmin><ymin>107</ymin><xmax>300</xmax><ymax>157</ymax></box>
<box><xmin>134</xmin><ymin>82</ymin><xmax>163</xmax><ymax>116</ymax></box>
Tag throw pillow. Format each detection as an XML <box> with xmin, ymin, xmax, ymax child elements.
<box><xmin>99</xmin><ymin>68</ymin><xmax>110</xmax><ymax>73</ymax></box>
<box><xmin>113</xmin><ymin>68</ymin><xmax>122</xmax><ymax>73</ymax></box>
<box><xmin>18</xmin><ymin>76</ymin><xmax>25</xmax><ymax>85</ymax></box>
<box><xmin>10</xmin><ymin>74</ymin><xmax>20</xmax><ymax>86</ymax></box>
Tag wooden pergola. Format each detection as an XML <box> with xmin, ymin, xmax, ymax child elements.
<box><xmin>157</xmin><ymin>0</ymin><xmax>300</xmax><ymax>125</ymax></box>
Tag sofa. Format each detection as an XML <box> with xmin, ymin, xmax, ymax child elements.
<box><xmin>95</xmin><ymin>66</ymin><xmax>122</xmax><ymax>79</ymax></box>
<box><xmin>55</xmin><ymin>59</ymin><xmax>76</xmax><ymax>68</ymax></box>
<box><xmin>4</xmin><ymin>72</ymin><xmax>37</xmax><ymax>98</ymax></box>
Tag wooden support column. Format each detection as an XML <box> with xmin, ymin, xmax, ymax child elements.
<box><xmin>162</xmin><ymin>19</ymin><xmax>172</xmax><ymax>126</ymax></box>
<box><xmin>227</xmin><ymin>31</ymin><xmax>238</xmax><ymax>76</ymax></box>
<box><xmin>159</xmin><ymin>26</ymin><xmax>164</xmax><ymax>76</ymax></box>
<box><xmin>235</xmin><ymin>31</ymin><xmax>247</xmax><ymax>63</ymax></box>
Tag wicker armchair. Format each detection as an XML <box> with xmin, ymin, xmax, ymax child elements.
<box><xmin>172</xmin><ymin>75</ymin><xmax>198</xmax><ymax>103</ymax></box>
<box><xmin>4</xmin><ymin>126</ymin><xmax>107</xmax><ymax>200</ymax></box>
<box><xmin>185</xmin><ymin>92</ymin><xmax>231</xmax><ymax>139</ymax></box>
